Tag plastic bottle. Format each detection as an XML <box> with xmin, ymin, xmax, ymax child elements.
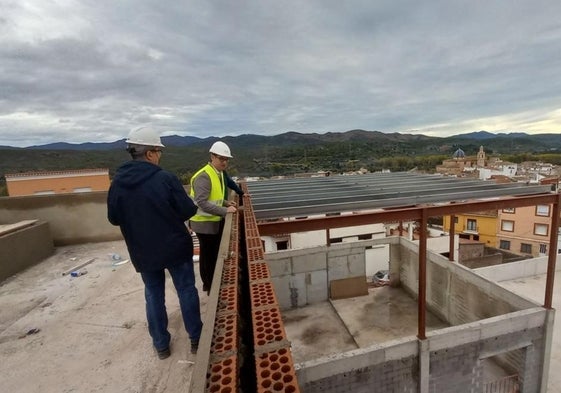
<box><xmin>70</xmin><ymin>268</ymin><xmax>88</xmax><ymax>277</ymax></box>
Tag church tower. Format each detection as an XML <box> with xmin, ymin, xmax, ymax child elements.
<box><xmin>477</xmin><ymin>146</ymin><xmax>486</xmax><ymax>167</ymax></box>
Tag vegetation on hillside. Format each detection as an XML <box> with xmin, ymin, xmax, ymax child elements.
<box><xmin>1</xmin><ymin>131</ymin><xmax>560</xmax><ymax>196</ymax></box>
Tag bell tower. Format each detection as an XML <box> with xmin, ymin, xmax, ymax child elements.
<box><xmin>477</xmin><ymin>146</ymin><xmax>486</xmax><ymax>167</ymax></box>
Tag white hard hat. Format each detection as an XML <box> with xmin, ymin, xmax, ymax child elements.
<box><xmin>126</xmin><ymin>126</ymin><xmax>165</xmax><ymax>147</ymax></box>
<box><xmin>209</xmin><ymin>141</ymin><xmax>232</xmax><ymax>158</ymax></box>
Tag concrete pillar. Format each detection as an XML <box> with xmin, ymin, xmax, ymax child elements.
<box><xmin>419</xmin><ymin>339</ymin><xmax>430</xmax><ymax>393</ymax></box>
<box><xmin>389</xmin><ymin>242</ymin><xmax>401</xmax><ymax>286</ymax></box>
<box><xmin>540</xmin><ymin>309</ymin><xmax>555</xmax><ymax>393</ymax></box>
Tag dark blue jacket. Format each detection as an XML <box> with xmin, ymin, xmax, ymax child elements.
<box><xmin>107</xmin><ymin>160</ymin><xmax>197</xmax><ymax>272</ymax></box>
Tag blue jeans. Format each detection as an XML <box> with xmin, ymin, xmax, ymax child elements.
<box><xmin>140</xmin><ymin>261</ymin><xmax>203</xmax><ymax>351</ymax></box>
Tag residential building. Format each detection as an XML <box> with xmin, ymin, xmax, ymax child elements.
<box><xmin>443</xmin><ymin>210</ymin><xmax>498</xmax><ymax>245</ymax></box>
<box><xmin>497</xmin><ymin>204</ymin><xmax>557</xmax><ymax>257</ymax></box>
<box><xmin>5</xmin><ymin>168</ymin><xmax>110</xmax><ymax>196</ymax></box>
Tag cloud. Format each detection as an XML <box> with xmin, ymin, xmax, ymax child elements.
<box><xmin>1</xmin><ymin>1</ymin><xmax>561</xmax><ymax>147</ymax></box>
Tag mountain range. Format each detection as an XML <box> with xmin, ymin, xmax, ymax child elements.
<box><xmin>4</xmin><ymin>130</ymin><xmax>560</xmax><ymax>152</ymax></box>
<box><xmin>1</xmin><ymin>130</ymin><xmax>560</xmax><ymax>187</ymax></box>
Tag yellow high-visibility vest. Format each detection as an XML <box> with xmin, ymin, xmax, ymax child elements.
<box><xmin>189</xmin><ymin>164</ymin><xmax>225</xmax><ymax>222</ymax></box>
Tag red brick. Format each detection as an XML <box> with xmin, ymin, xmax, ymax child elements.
<box><xmin>211</xmin><ymin>313</ymin><xmax>239</xmax><ymax>354</ymax></box>
<box><xmin>249</xmin><ymin>281</ymin><xmax>279</xmax><ymax>308</ymax></box>
<box><xmin>249</xmin><ymin>262</ymin><xmax>271</xmax><ymax>281</ymax></box>
<box><xmin>256</xmin><ymin>348</ymin><xmax>300</xmax><ymax>393</ymax></box>
<box><xmin>206</xmin><ymin>355</ymin><xmax>238</xmax><ymax>393</ymax></box>
<box><xmin>251</xmin><ymin>307</ymin><xmax>287</xmax><ymax>347</ymax></box>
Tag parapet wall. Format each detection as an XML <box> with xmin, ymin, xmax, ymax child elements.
<box><xmin>0</xmin><ymin>192</ymin><xmax>122</xmax><ymax>245</ymax></box>
<box><xmin>0</xmin><ymin>221</ymin><xmax>54</xmax><ymax>282</ymax></box>
<box><xmin>475</xmin><ymin>253</ymin><xmax>561</xmax><ymax>282</ymax></box>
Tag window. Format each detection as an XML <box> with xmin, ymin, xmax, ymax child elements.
<box><xmin>534</xmin><ymin>223</ymin><xmax>549</xmax><ymax>236</ymax></box>
<box><xmin>536</xmin><ymin>205</ymin><xmax>550</xmax><ymax>217</ymax></box>
<box><xmin>330</xmin><ymin>237</ymin><xmax>343</xmax><ymax>244</ymax></box>
<box><xmin>501</xmin><ymin>220</ymin><xmax>514</xmax><ymax>232</ymax></box>
<box><xmin>358</xmin><ymin>234</ymin><xmax>372</xmax><ymax>240</ymax></box>
<box><xmin>500</xmin><ymin>240</ymin><xmax>511</xmax><ymax>250</ymax></box>
<box><xmin>540</xmin><ymin>244</ymin><xmax>548</xmax><ymax>254</ymax></box>
<box><xmin>73</xmin><ymin>187</ymin><xmax>92</xmax><ymax>193</ymax></box>
<box><xmin>466</xmin><ymin>219</ymin><xmax>477</xmax><ymax>231</ymax></box>
<box><xmin>502</xmin><ymin>207</ymin><xmax>515</xmax><ymax>213</ymax></box>
<box><xmin>454</xmin><ymin>217</ymin><xmax>458</xmax><ymax>224</ymax></box>
<box><xmin>520</xmin><ymin>243</ymin><xmax>532</xmax><ymax>254</ymax></box>
<box><xmin>276</xmin><ymin>240</ymin><xmax>289</xmax><ymax>250</ymax></box>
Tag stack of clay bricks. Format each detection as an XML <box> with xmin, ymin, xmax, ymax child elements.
<box><xmin>242</xmin><ymin>188</ymin><xmax>301</xmax><ymax>393</ymax></box>
<box><xmin>205</xmin><ymin>203</ymin><xmax>241</xmax><ymax>393</ymax></box>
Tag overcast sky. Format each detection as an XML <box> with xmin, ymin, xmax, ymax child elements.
<box><xmin>1</xmin><ymin>1</ymin><xmax>561</xmax><ymax>147</ymax></box>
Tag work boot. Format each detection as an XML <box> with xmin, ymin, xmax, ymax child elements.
<box><xmin>157</xmin><ymin>347</ymin><xmax>171</xmax><ymax>360</ymax></box>
<box><xmin>190</xmin><ymin>340</ymin><xmax>199</xmax><ymax>354</ymax></box>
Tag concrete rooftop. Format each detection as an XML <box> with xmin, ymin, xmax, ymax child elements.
<box><xmin>1</xmin><ymin>239</ymin><xmax>560</xmax><ymax>392</ymax></box>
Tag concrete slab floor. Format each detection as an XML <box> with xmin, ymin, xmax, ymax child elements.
<box><xmin>332</xmin><ymin>286</ymin><xmax>449</xmax><ymax>347</ymax></box>
<box><xmin>499</xmin><ymin>271</ymin><xmax>561</xmax><ymax>393</ymax></box>
<box><xmin>0</xmin><ymin>240</ymin><xmax>209</xmax><ymax>393</ymax></box>
<box><xmin>282</xmin><ymin>286</ymin><xmax>449</xmax><ymax>364</ymax></box>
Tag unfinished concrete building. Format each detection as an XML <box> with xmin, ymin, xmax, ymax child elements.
<box><xmin>1</xmin><ymin>172</ymin><xmax>559</xmax><ymax>393</ymax></box>
<box><xmin>189</xmin><ymin>172</ymin><xmax>559</xmax><ymax>393</ymax></box>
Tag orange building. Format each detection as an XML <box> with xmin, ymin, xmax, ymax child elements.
<box><xmin>5</xmin><ymin>169</ymin><xmax>110</xmax><ymax>196</ymax></box>
<box><xmin>497</xmin><ymin>204</ymin><xmax>555</xmax><ymax>257</ymax></box>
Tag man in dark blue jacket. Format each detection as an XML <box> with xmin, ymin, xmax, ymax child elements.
<box><xmin>107</xmin><ymin>126</ymin><xmax>202</xmax><ymax>360</ymax></box>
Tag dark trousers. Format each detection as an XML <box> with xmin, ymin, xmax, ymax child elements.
<box><xmin>140</xmin><ymin>262</ymin><xmax>203</xmax><ymax>351</ymax></box>
<box><xmin>196</xmin><ymin>232</ymin><xmax>222</xmax><ymax>292</ymax></box>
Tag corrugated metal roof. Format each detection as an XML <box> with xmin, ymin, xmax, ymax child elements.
<box><xmin>245</xmin><ymin>172</ymin><xmax>553</xmax><ymax>220</ymax></box>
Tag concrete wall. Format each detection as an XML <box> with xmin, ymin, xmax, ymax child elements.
<box><xmin>290</xmin><ymin>230</ymin><xmax>326</xmax><ymax>250</ymax></box>
<box><xmin>288</xmin><ymin>238</ymin><xmax>548</xmax><ymax>393</ymax></box>
<box><xmin>262</xmin><ymin>223</ymin><xmax>388</xmax><ymax>252</ymax></box>
<box><xmin>459</xmin><ymin>242</ymin><xmax>485</xmax><ymax>260</ymax></box>
<box><xmin>296</xmin><ymin>338</ymin><xmax>419</xmax><ymax>393</ymax></box>
<box><xmin>427</xmin><ymin>309</ymin><xmax>546</xmax><ymax>393</ymax></box>
<box><xmin>0</xmin><ymin>221</ymin><xmax>54</xmax><ymax>282</ymax></box>
<box><xmin>397</xmin><ymin>240</ymin><xmax>537</xmax><ymax>326</ymax></box>
<box><xmin>294</xmin><ymin>236</ymin><xmax>549</xmax><ymax>392</ymax></box>
<box><xmin>266</xmin><ymin>237</ymin><xmax>400</xmax><ymax>310</ymax></box>
<box><xmin>267</xmin><ymin>234</ymin><xmax>544</xmax><ymax>323</ymax></box>
<box><xmin>475</xmin><ymin>253</ymin><xmax>561</xmax><ymax>282</ymax></box>
<box><xmin>461</xmin><ymin>253</ymin><xmax>503</xmax><ymax>269</ymax></box>
<box><xmin>297</xmin><ymin>309</ymin><xmax>546</xmax><ymax>393</ymax></box>
<box><xmin>0</xmin><ymin>192</ymin><xmax>122</xmax><ymax>245</ymax></box>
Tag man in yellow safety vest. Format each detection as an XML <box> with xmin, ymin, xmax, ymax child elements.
<box><xmin>189</xmin><ymin>141</ymin><xmax>237</xmax><ymax>294</ymax></box>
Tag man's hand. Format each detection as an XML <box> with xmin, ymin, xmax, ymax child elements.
<box><xmin>226</xmin><ymin>206</ymin><xmax>237</xmax><ymax>213</ymax></box>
